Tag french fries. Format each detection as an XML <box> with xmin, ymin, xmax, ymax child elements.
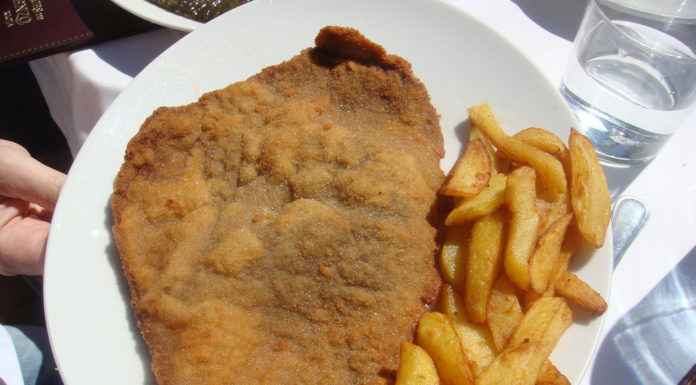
<box><xmin>417</xmin><ymin>312</ymin><xmax>476</xmax><ymax>385</ymax></box>
<box><xmin>451</xmin><ymin>319</ymin><xmax>497</xmax><ymax>376</ymax></box>
<box><xmin>555</xmin><ymin>271</ymin><xmax>608</xmax><ymax>315</ymax></box>
<box><xmin>435</xmin><ymin>105</ymin><xmax>611</xmax><ymax>385</ymax></box>
<box><xmin>486</xmin><ymin>275</ymin><xmax>523</xmax><ymax>351</ymax></box>
<box><xmin>537</xmin><ymin>196</ymin><xmax>570</xmax><ymax>235</ymax></box>
<box><xmin>524</xmin><ymin>230</ymin><xmax>580</xmax><ymax>310</ymax></box>
<box><xmin>537</xmin><ymin>361</ymin><xmax>571</xmax><ymax>385</ymax></box>
<box><xmin>504</xmin><ymin>167</ymin><xmax>540</xmax><ymax>290</ymax></box>
<box><xmin>441</xmin><ymin>139</ymin><xmax>492</xmax><ymax>198</ymax></box>
<box><xmin>470</xmin><ymin>127</ymin><xmax>505</xmax><ymax>174</ymax></box>
<box><xmin>468</xmin><ymin>104</ymin><xmax>567</xmax><ymax>200</ymax></box>
<box><xmin>521</xmin><ymin>290</ymin><xmax>545</xmax><ymax>313</ymax></box>
<box><xmin>549</xmin><ymin>228</ymin><xmax>581</xmax><ymax>292</ymax></box>
<box><xmin>476</xmin><ymin>341</ymin><xmax>539</xmax><ymax>385</ymax></box>
<box><xmin>440</xmin><ymin>227</ymin><xmax>468</xmax><ymax>286</ymax></box>
<box><xmin>439</xmin><ymin>284</ymin><xmax>467</xmax><ymax>321</ymax></box>
<box><xmin>569</xmin><ymin>129</ymin><xmax>611</xmax><ymax>247</ymax></box>
<box><xmin>395</xmin><ymin>342</ymin><xmax>440</xmax><ymax>385</ymax></box>
<box><xmin>437</xmin><ymin>285</ymin><xmax>497</xmax><ymax>376</ymax></box>
<box><xmin>529</xmin><ymin>214</ymin><xmax>573</xmax><ymax>294</ymax></box>
<box><xmin>514</xmin><ymin>127</ymin><xmax>569</xmax><ymax>165</ymax></box>
<box><xmin>478</xmin><ymin>298</ymin><xmax>572</xmax><ymax>385</ymax></box>
<box><xmin>536</xmin><ymin>200</ymin><xmax>551</xmax><ymax>235</ymax></box>
<box><xmin>446</xmin><ymin>173</ymin><xmax>507</xmax><ymax>225</ymax></box>
<box><xmin>508</xmin><ymin>297</ymin><xmax>573</xmax><ymax>348</ymax></box>
<box><xmin>469</xmin><ymin>127</ymin><xmax>488</xmax><ymax>143</ymax></box>
<box><xmin>465</xmin><ymin>210</ymin><xmax>506</xmax><ymax>323</ymax></box>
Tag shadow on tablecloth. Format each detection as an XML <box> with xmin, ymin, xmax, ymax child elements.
<box><xmin>93</xmin><ymin>30</ymin><xmax>185</xmax><ymax>78</ymax></box>
<box><xmin>511</xmin><ymin>0</ymin><xmax>589</xmax><ymax>41</ymax></box>
<box><xmin>590</xmin><ymin>246</ymin><xmax>696</xmax><ymax>385</ymax></box>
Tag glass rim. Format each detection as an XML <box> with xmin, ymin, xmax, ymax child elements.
<box><xmin>597</xmin><ymin>0</ymin><xmax>696</xmax><ymax>22</ymax></box>
<box><xmin>588</xmin><ymin>0</ymin><xmax>696</xmax><ymax>59</ymax></box>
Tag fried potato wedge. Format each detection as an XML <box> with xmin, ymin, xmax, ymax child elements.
<box><xmin>478</xmin><ymin>350</ymin><xmax>569</xmax><ymax>385</ymax></box>
<box><xmin>441</xmin><ymin>139</ymin><xmax>492</xmax><ymax>198</ymax></box>
<box><xmin>494</xmin><ymin>152</ymin><xmax>512</xmax><ymax>174</ymax></box>
<box><xmin>514</xmin><ymin>127</ymin><xmax>569</xmax><ymax>164</ymax></box>
<box><xmin>471</xmin><ymin>326</ymin><xmax>566</xmax><ymax>385</ymax></box>
<box><xmin>569</xmin><ymin>129</ymin><xmax>610</xmax><ymax>247</ymax></box>
<box><xmin>439</xmin><ymin>284</ymin><xmax>467</xmax><ymax>322</ymax></box>
<box><xmin>417</xmin><ymin>312</ymin><xmax>475</xmax><ymax>385</ymax></box>
<box><xmin>468</xmin><ymin>104</ymin><xmax>567</xmax><ymax>200</ymax></box>
<box><xmin>536</xmin><ymin>200</ymin><xmax>551</xmax><ymax>236</ymax></box>
<box><xmin>451</xmin><ymin>318</ymin><xmax>497</xmax><ymax>376</ymax></box>
<box><xmin>547</xmin><ymin>197</ymin><xmax>569</xmax><ymax>228</ymax></box>
<box><xmin>549</xmin><ymin>227</ymin><xmax>580</xmax><ymax>289</ymax></box>
<box><xmin>555</xmin><ymin>271</ymin><xmax>608</xmax><ymax>315</ymax></box>
<box><xmin>466</xmin><ymin>210</ymin><xmax>506</xmax><ymax>323</ymax></box>
<box><xmin>469</xmin><ymin>127</ymin><xmax>487</xmax><ymax>143</ymax></box>
<box><xmin>395</xmin><ymin>342</ymin><xmax>440</xmax><ymax>385</ymax></box>
<box><xmin>521</xmin><ymin>290</ymin><xmax>545</xmax><ymax>312</ymax></box>
<box><xmin>471</xmin><ymin>127</ymin><xmax>506</xmax><ymax>174</ymax></box>
<box><xmin>524</xmin><ymin>230</ymin><xmax>579</xmax><ymax>310</ymax></box>
<box><xmin>446</xmin><ymin>173</ymin><xmax>507</xmax><ymax>225</ymax></box>
<box><xmin>476</xmin><ymin>341</ymin><xmax>539</xmax><ymax>385</ymax></box>
<box><xmin>504</xmin><ymin>167</ymin><xmax>540</xmax><ymax>290</ymax></box>
<box><xmin>537</xmin><ymin>360</ymin><xmax>571</xmax><ymax>385</ymax></box>
<box><xmin>537</xmin><ymin>195</ymin><xmax>570</xmax><ymax>235</ymax></box>
<box><xmin>486</xmin><ymin>275</ymin><xmax>524</xmax><ymax>351</ymax></box>
<box><xmin>508</xmin><ymin>297</ymin><xmax>573</xmax><ymax>349</ymax></box>
<box><xmin>438</xmin><ymin>287</ymin><xmax>497</xmax><ymax>376</ymax></box>
<box><xmin>478</xmin><ymin>298</ymin><xmax>573</xmax><ymax>385</ymax></box>
<box><xmin>530</xmin><ymin>214</ymin><xmax>573</xmax><ymax>294</ymax></box>
<box><xmin>440</xmin><ymin>227</ymin><xmax>468</xmax><ymax>286</ymax></box>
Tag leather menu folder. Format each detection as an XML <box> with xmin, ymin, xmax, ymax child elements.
<box><xmin>0</xmin><ymin>0</ymin><xmax>157</xmax><ymax>65</ymax></box>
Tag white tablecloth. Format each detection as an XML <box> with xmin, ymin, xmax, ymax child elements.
<box><xmin>0</xmin><ymin>326</ymin><xmax>23</xmax><ymax>385</ymax></box>
<box><xmin>18</xmin><ymin>1</ymin><xmax>696</xmax><ymax>384</ymax></box>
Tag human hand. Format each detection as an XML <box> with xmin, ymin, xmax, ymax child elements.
<box><xmin>0</xmin><ymin>139</ymin><xmax>65</xmax><ymax>276</ymax></box>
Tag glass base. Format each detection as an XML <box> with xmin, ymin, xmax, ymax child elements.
<box><xmin>560</xmin><ymin>85</ymin><xmax>670</xmax><ymax>166</ymax></box>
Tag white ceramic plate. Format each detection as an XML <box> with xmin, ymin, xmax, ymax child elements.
<box><xmin>45</xmin><ymin>0</ymin><xmax>612</xmax><ymax>384</ymax></box>
<box><xmin>110</xmin><ymin>0</ymin><xmax>203</xmax><ymax>31</ymax></box>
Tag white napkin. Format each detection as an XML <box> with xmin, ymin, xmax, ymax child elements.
<box><xmin>29</xmin><ymin>29</ymin><xmax>183</xmax><ymax>155</ymax></box>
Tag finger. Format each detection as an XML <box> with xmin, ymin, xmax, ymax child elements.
<box><xmin>0</xmin><ymin>214</ymin><xmax>49</xmax><ymax>276</ymax></box>
<box><xmin>0</xmin><ymin>197</ymin><xmax>28</xmax><ymax>228</ymax></box>
<box><xmin>0</xmin><ymin>139</ymin><xmax>30</xmax><ymax>156</ymax></box>
<box><xmin>0</xmin><ymin>148</ymin><xmax>66</xmax><ymax>210</ymax></box>
<box><xmin>0</xmin><ymin>199</ymin><xmax>51</xmax><ymax>226</ymax></box>
<box><xmin>27</xmin><ymin>202</ymin><xmax>52</xmax><ymax>221</ymax></box>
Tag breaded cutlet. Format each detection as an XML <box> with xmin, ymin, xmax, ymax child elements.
<box><xmin>112</xmin><ymin>26</ymin><xmax>444</xmax><ymax>385</ymax></box>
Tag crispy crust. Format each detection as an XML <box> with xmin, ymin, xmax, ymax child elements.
<box><xmin>112</xmin><ymin>26</ymin><xmax>443</xmax><ymax>385</ymax></box>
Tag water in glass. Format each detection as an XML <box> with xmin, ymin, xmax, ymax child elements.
<box><xmin>562</xmin><ymin>0</ymin><xmax>696</xmax><ymax>164</ymax></box>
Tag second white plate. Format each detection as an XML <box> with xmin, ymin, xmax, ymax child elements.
<box><xmin>110</xmin><ymin>0</ymin><xmax>203</xmax><ymax>31</ymax></box>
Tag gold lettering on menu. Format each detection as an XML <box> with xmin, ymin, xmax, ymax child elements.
<box><xmin>13</xmin><ymin>0</ymin><xmax>31</xmax><ymax>25</ymax></box>
<box><xmin>2</xmin><ymin>10</ymin><xmax>13</xmax><ymax>28</ymax></box>
<box><xmin>29</xmin><ymin>0</ymin><xmax>43</xmax><ymax>20</ymax></box>
<box><xmin>2</xmin><ymin>0</ymin><xmax>44</xmax><ymax>28</ymax></box>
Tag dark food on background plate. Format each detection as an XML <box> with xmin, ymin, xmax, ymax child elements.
<box><xmin>146</xmin><ymin>0</ymin><xmax>251</xmax><ymax>22</ymax></box>
<box><xmin>112</xmin><ymin>26</ymin><xmax>444</xmax><ymax>385</ymax></box>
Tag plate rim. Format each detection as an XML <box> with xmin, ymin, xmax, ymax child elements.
<box><xmin>109</xmin><ymin>0</ymin><xmax>202</xmax><ymax>31</ymax></box>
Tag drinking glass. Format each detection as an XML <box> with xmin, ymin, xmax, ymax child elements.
<box><xmin>562</xmin><ymin>0</ymin><xmax>696</xmax><ymax>165</ymax></box>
